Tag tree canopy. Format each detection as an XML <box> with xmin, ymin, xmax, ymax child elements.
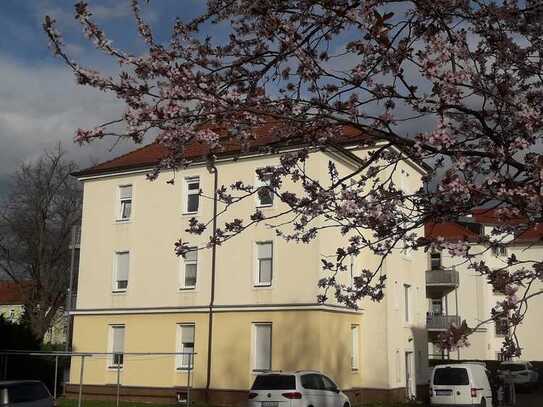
<box><xmin>44</xmin><ymin>1</ymin><xmax>543</xmax><ymax>357</ymax></box>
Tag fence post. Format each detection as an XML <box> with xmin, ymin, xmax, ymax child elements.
<box><xmin>54</xmin><ymin>355</ymin><xmax>59</xmax><ymax>400</ymax></box>
<box><xmin>78</xmin><ymin>355</ymin><xmax>85</xmax><ymax>407</ymax></box>
<box><xmin>186</xmin><ymin>353</ymin><xmax>192</xmax><ymax>406</ymax></box>
<box><xmin>116</xmin><ymin>362</ymin><xmax>121</xmax><ymax>407</ymax></box>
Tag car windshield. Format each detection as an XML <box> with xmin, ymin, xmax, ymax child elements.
<box><xmin>433</xmin><ymin>367</ymin><xmax>470</xmax><ymax>385</ymax></box>
<box><xmin>251</xmin><ymin>374</ymin><xmax>296</xmax><ymax>390</ymax></box>
<box><xmin>500</xmin><ymin>364</ymin><xmax>526</xmax><ymax>372</ymax></box>
<box><xmin>1</xmin><ymin>382</ymin><xmax>50</xmax><ymax>403</ymax></box>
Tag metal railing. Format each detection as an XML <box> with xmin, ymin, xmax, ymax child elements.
<box><xmin>426</xmin><ymin>269</ymin><xmax>459</xmax><ymax>286</ymax></box>
<box><xmin>0</xmin><ymin>350</ymin><xmax>196</xmax><ymax>407</ymax></box>
<box><xmin>69</xmin><ymin>226</ymin><xmax>81</xmax><ymax>249</ymax></box>
<box><xmin>427</xmin><ymin>314</ymin><xmax>461</xmax><ymax>331</ymax></box>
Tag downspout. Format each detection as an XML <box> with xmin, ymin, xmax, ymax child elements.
<box><xmin>205</xmin><ymin>157</ymin><xmax>218</xmax><ymax>400</ymax></box>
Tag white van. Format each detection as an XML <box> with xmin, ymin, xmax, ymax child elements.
<box><xmin>430</xmin><ymin>363</ymin><xmax>493</xmax><ymax>406</ymax></box>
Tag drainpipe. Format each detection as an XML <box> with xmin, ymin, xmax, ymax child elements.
<box><xmin>205</xmin><ymin>157</ymin><xmax>218</xmax><ymax>401</ymax></box>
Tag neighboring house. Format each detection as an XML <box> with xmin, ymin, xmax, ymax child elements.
<box><xmin>68</xmin><ymin>126</ymin><xmax>430</xmax><ymax>404</ymax></box>
<box><xmin>0</xmin><ymin>281</ymin><xmax>25</xmax><ymax>323</ymax></box>
<box><xmin>425</xmin><ymin>210</ymin><xmax>543</xmax><ymax>361</ymax></box>
<box><xmin>0</xmin><ymin>281</ymin><xmax>67</xmax><ymax>345</ymax></box>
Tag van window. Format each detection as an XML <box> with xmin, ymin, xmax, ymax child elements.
<box><xmin>251</xmin><ymin>374</ymin><xmax>296</xmax><ymax>390</ymax></box>
<box><xmin>434</xmin><ymin>367</ymin><xmax>469</xmax><ymax>385</ymax></box>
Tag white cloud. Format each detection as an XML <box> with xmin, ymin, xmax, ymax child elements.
<box><xmin>0</xmin><ymin>54</ymin><xmax>140</xmax><ymax>177</ymax></box>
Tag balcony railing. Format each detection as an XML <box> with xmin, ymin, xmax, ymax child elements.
<box><xmin>69</xmin><ymin>226</ymin><xmax>81</xmax><ymax>249</ymax></box>
<box><xmin>427</xmin><ymin>314</ymin><xmax>461</xmax><ymax>331</ymax></box>
<box><xmin>426</xmin><ymin>269</ymin><xmax>459</xmax><ymax>286</ymax></box>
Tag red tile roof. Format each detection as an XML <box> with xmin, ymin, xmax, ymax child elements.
<box><xmin>425</xmin><ymin>222</ymin><xmax>480</xmax><ymax>241</ymax></box>
<box><xmin>0</xmin><ymin>282</ymin><xmax>27</xmax><ymax>305</ymax></box>
<box><xmin>425</xmin><ymin>211</ymin><xmax>543</xmax><ymax>244</ymax></box>
<box><xmin>73</xmin><ymin>124</ymin><xmax>380</xmax><ymax>177</ymax></box>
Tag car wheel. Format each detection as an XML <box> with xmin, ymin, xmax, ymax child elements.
<box><xmin>343</xmin><ymin>403</ymin><xmax>349</xmax><ymax>407</ymax></box>
<box><xmin>480</xmin><ymin>397</ymin><xmax>486</xmax><ymax>407</ymax></box>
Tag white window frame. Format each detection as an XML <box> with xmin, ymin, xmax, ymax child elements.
<box><xmin>255</xmin><ymin>169</ymin><xmax>274</xmax><ymax>208</ymax></box>
<box><xmin>179</xmin><ymin>248</ymin><xmax>198</xmax><ymax>290</ymax></box>
<box><xmin>404</xmin><ymin>284</ymin><xmax>411</xmax><ymax>323</ymax></box>
<box><xmin>108</xmin><ymin>324</ymin><xmax>125</xmax><ymax>369</ymax></box>
<box><xmin>113</xmin><ymin>251</ymin><xmax>130</xmax><ymax>293</ymax></box>
<box><xmin>117</xmin><ymin>185</ymin><xmax>133</xmax><ymax>221</ymax></box>
<box><xmin>176</xmin><ymin>324</ymin><xmax>195</xmax><ymax>371</ymax></box>
<box><xmin>254</xmin><ymin>241</ymin><xmax>273</xmax><ymax>287</ymax></box>
<box><xmin>183</xmin><ymin>176</ymin><xmax>200</xmax><ymax>214</ymax></box>
<box><xmin>252</xmin><ymin>323</ymin><xmax>272</xmax><ymax>372</ymax></box>
<box><xmin>351</xmin><ymin>324</ymin><xmax>360</xmax><ymax>370</ymax></box>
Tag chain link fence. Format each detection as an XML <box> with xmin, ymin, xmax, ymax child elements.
<box><xmin>0</xmin><ymin>350</ymin><xmax>196</xmax><ymax>406</ymax></box>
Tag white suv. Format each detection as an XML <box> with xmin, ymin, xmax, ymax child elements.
<box><xmin>248</xmin><ymin>371</ymin><xmax>350</xmax><ymax>407</ymax></box>
<box><xmin>498</xmin><ymin>361</ymin><xmax>539</xmax><ymax>388</ymax></box>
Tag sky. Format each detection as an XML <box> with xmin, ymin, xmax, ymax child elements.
<box><xmin>0</xmin><ymin>0</ymin><xmax>208</xmax><ymax>197</ymax></box>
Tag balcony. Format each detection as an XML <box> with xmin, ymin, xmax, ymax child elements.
<box><xmin>426</xmin><ymin>268</ymin><xmax>459</xmax><ymax>298</ymax></box>
<box><xmin>426</xmin><ymin>314</ymin><xmax>461</xmax><ymax>331</ymax></box>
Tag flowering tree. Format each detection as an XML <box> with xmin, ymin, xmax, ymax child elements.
<box><xmin>44</xmin><ymin>1</ymin><xmax>543</xmax><ymax>357</ymax></box>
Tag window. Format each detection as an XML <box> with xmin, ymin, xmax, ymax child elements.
<box><xmin>321</xmin><ymin>375</ymin><xmax>338</xmax><ymax>392</ymax></box>
<box><xmin>492</xmin><ymin>245</ymin><xmax>508</xmax><ymax>257</ymax></box>
<box><xmin>404</xmin><ymin>284</ymin><xmax>411</xmax><ymax>323</ymax></box>
<box><xmin>430</xmin><ymin>299</ymin><xmax>443</xmax><ymax>315</ymax></box>
<box><xmin>109</xmin><ymin>325</ymin><xmax>125</xmax><ymax>368</ymax></box>
<box><xmin>495</xmin><ymin>317</ymin><xmax>509</xmax><ymax>336</ymax></box>
<box><xmin>301</xmin><ymin>374</ymin><xmax>323</xmax><ymax>390</ymax></box>
<box><xmin>251</xmin><ymin>375</ymin><xmax>296</xmax><ymax>390</ymax></box>
<box><xmin>113</xmin><ymin>252</ymin><xmax>130</xmax><ymax>292</ymax></box>
<box><xmin>118</xmin><ymin>185</ymin><xmax>132</xmax><ymax>220</ymax></box>
<box><xmin>430</xmin><ymin>251</ymin><xmax>442</xmax><ymax>270</ymax></box>
<box><xmin>181</xmin><ymin>249</ymin><xmax>198</xmax><ymax>289</ymax></box>
<box><xmin>184</xmin><ymin>177</ymin><xmax>200</xmax><ymax>213</ymax></box>
<box><xmin>255</xmin><ymin>242</ymin><xmax>273</xmax><ymax>286</ymax></box>
<box><xmin>253</xmin><ymin>323</ymin><xmax>272</xmax><ymax>371</ymax></box>
<box><xmin>256</xmin><ymin>170</ymin><xmax>274</xmax><ymax>207</ymax></box>
<box><xmin>351</xmin><ymin>325</ymin><xmax>359</xmax><ymax>370</ymax></box>
<box><xmin>433</xmin><ymin>367</ymin><xmax>469</xmax><ymax>385</ymax></box>
<box><xmin>177</xmin><ymin>324</ymin><xmax>195</xmax><ymax>370</ymax></box>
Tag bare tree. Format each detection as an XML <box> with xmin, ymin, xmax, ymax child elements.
<box><xmin>0</xmin><ymin>147</ymin><xmax>81</xmax><ymax>342</ymax></box>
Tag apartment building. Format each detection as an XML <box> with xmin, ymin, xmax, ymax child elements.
<box><xmin>425</xmin><ymin>212</ymin><xmax>543</xmax><ymax>362</ymax></box>
<box><xmin>67</xmin><ymin>127</ymin><xmax>430</xmax><ymax>404</ymax></box>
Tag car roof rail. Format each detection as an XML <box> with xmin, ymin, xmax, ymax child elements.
<box><xmin>295</xmin><ymin>369</ymin><xmax>320</xmax><ymax>373</ymax></box>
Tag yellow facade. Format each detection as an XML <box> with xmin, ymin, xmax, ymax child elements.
<box><xmin>70</xmin><ymin>310</ymin><xmax>362</xmax><ymax>390</ymax></box>
<box><xmin>71</xmin><ymin>143</ymin><xmax>429</xmax><ymax>399</ymax></box>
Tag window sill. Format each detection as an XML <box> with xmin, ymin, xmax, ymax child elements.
<box><xmin>115</xmin><ymin>219</ymin><xmax>133</xmax><ymax>224</ymax></box>
<box><xmin>178</xmin><ymin>287</ymin><xmax>197</xmax><ymax>292</ymax></box>
<box><xmin>256</xmin><ymin>204</ymin><xmax>274</xmax><ymax>209</ymax></box>
<box><xmin>107</xmin><ymin>366</ymin><xmax>124</xmax><ymax>371</ymax></box>
<box><xmin>253</xmin><ymin>284</ymin><xmax>273</xmax><ymax>290</ymax></box>
<box><xmin>182</xmin><ymin>211</ymin><xmax>199</xmax><ymax>216</ymax></box>
<box><xmin>176</xmin><ymin>367</ymin><xmax>193</xmax><ymax>372</ymax></box>
<box><xmin>112</xmin><ymin>290</ymin><xmax>127</xmax><ymax>295</ymax></box>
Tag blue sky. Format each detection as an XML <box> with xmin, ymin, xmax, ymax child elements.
<box><xmin>0</xmin><ymin>1</ymin><xmax>210</xmax><ymax>196</ymax></box>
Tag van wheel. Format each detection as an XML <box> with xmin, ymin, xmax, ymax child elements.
<box><xmin>480</xmin><ymin>397</ymin><xmax>486</xmax><ymax>407</ymax></box>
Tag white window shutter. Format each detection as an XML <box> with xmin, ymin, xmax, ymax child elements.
<box><xmin>255</xmin><ymin>324</ymin><xmax>271</xmax><ymax>370</ymax></box>
<box><xmin>119</xmin><ymin>185</ymin><xmax>132</xmax><ymax>199</ymax></box>
<box><xmin>257</xmin><ymin>242</ymin><xmax>272</xmax><ymax>258</ymax></box>
<box><xmin>182</xmin><ymin>326</ymin><xmax>195</xmax><ymax>343</ymax></box>
<box><xmin>117</xmin><ymin>252</ymin><xmax>130</xmax><ymax>281</ymax></box>
<box><xmin>112</xmin><ymin>326</ymin><xmax>125</xmax><ymax>353</ymax></box>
